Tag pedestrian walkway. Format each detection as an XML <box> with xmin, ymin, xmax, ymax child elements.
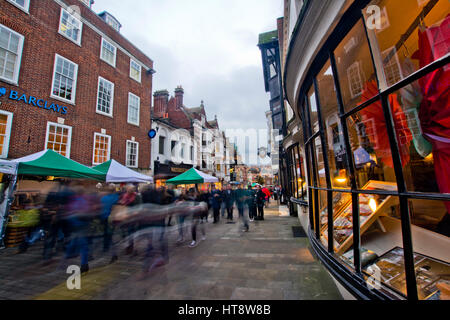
<box><xmin>0</xmin><ymin>203</ymin><xmax>342</xmax><ymax>300</ymax></box>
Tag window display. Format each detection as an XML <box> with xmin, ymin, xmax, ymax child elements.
<box><xmin>363</xmin><ymin>247</ymin><xmax>450</xmax><ymax>300</ymax></box>
<box><xmin>320</xmin><ymin>180</ymin><xmax>398</xmax><ymax>254</ymax></box>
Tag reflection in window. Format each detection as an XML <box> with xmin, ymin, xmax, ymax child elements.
<box><xmin>347</xmin><ymin>103</ymin><xmax>398</xmax><ymax>188</ymax></box>
<box><xmin>364</xmin><ymin>0</ymin><xmax>450</xmax><ymax>88</ymax></box>
<box><xmin>316</xmin><ymin>61</ymin><xmax>351</xmax><ymax>188</ymax></box>
<box><xmin>334</xmin><ymin>20</ymin><xmax>378</xmax><ymax>113</ymax></box>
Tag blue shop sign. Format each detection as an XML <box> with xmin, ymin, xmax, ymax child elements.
<box><xmin>0</xmin><ymin>87</ymin><xmax>68</xmax><ymax>115</ymax></box>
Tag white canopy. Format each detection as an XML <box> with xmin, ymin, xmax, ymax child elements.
<box><xmin>95</xmin><ymin>159</ymin><xmax>153</xmax><ymax>183</ymax></box>
<box><xmin>193</xmin><ymin>168</ymin><xmax>219</xmax><ymax>183</ymax></box>
<box><xmin>0</xmin><ymin>160</ymin><xmax>18</xmax><ymax>175</ymax></box>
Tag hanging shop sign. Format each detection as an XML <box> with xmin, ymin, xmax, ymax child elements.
<box><xmin>0</xmin><ymin>87</ymin><xmax>68</xmax><ymax>115</ymax></box>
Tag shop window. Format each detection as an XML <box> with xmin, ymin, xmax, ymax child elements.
<box><xmin>0</xmin><ymin>24</ymin><xmax>24</xmax><ymax>85</ymax></box>
<box><xmin>130</xmin><ymin>59</ymin><xmax>141</xmax><ymax>83</ymax></box>
<box><xmin>316</xmin><ymin>61</ymin><xmax>351</xmax><ymax>189</ymax></box>
<box><xmin>51</xmin><ymin>54</ymin><xmax>78</xmax><ymax>104</ymax></box>
<box><xmin>0</xmin><ymin>111</ymin><xmax>13</xmax><ymax>158</ymax></box>
<box><xmin>45</xmin><ymin>122</ymin><xmax>72</xmax><ymax>158</ymax></box>
<box><xmin>388</xmin><ymin>66</ymin><xmax>449</xmax><ymax>196</ymax></box>
<box><xmin>92</xmin><ymin>133</ymin><xmax>111</xmax><ymax>165</ymax></box>
<box><xmin>313</xmin><ymin>136</ymin><xmax>326</xmax><ymax>188</ymax></box>
<box><xmin>320</xmin><ymin>192</ymin><xmax>353</xmax><ymax>257</ymax></box>
<box><xmin>334</xmin><ymin>20</ymin><xmax>378</xmax><ymax>113</ymax></box>
<box><xmin>58</xmin><ymin>8</ymin><xmax>83</xmax><ymax>45</ymax></box>
<box><xmin>363</xmin><ymin>0</ymin><xmax>450</xmax><ymax>89</ymax></box>
<box><xmin>407</xmin><ymin>198</ymin><xmax>449</xmax><ymax>300</ymax></box>
<box><xmin>100</xmin><ymin>38</ymin><xmax>117</xmax><ymax>67</ymax></box>
<box><xmin>347</xmin><ymin>103</ymin><xmax>398</xmax><ymax>189</ymax></box>
<box><xmin>158</xmin><ymin>136</ymin><xmax>165</xmax><ymax>155</ymax></box>
<box><xmin>381</xmin><ymin>47</ymin><xmax>404</xmax><ymax>87</ymax></box>
<box><xmin>308</xmin><ymin>86</ymin><xmax>319</xmax><ymax>134</ymax></box>
<box><xmin>6</xmin><ymin>0</ymin><xmax>30</xmax><ymax>13</ymax></box>
<box><xmin>127</xmin><ymin>93</ymin><xmax>140</xmax><ymax>125</ymax></box>
<box><xmin>126</xmin><ymin>140</ymin><xmax>138</xmax><ymax>168</ymax></box>
<box><xmin>96</xmin><ymin>76</ymin><xmax>114</xmax><ymax>116</ymax></box>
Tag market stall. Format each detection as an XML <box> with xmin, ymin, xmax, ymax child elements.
<box><xmin>0</xmin><ymin>150</ymin><xmax>106</xmax><ymax>247</ymax></box>
<box><xmin>166</xmin><ymin>168</ymin><xmax>218</xmax><ymax>188</ymax></box>
<box><xmin>94</xmin><ymin>159</ymin><xmax>153</xmax><ymax>183</ymax></box>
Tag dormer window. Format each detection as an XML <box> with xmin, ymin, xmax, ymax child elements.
<box><xmin>98</xmin><ymin>12</ymin><xmax>122</xmax><ymax>32</ymax></box>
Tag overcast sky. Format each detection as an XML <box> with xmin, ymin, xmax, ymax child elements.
<box><xmin>92</xmin><ymin>0</ymin><xmax>283</xmax><ymax>132</ymax></box>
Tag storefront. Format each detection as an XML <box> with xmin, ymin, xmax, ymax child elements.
<box><xmin>153</xmin><ymin>160</ymin><xmax>193</xmax><ymax>188</ymax></box>
<box><xmin>284</xmin><ymin>0</ymin><xmax>450</xmax><ymax>300</ymax></box>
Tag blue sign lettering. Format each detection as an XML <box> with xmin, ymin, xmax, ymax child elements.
<box><xmin>0</xmin><ymin>87</ymin><xmax>69</xmax><ymax>115</ymax></box>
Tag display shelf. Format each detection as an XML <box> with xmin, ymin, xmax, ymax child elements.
<box><xmin>320</xmin><ymin>180</ymin><xmax>399</xmax><ymax>254</ymax></box>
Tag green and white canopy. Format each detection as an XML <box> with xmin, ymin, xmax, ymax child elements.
<box><xmin>12</xmin><ymin>149</ymin><xmax>106</xmax><ymax>181</ymax></box>
<box><xmin>94</xmin><ymin>159</ymin><xmax>153</xmax><ymax>183</ymax></box>
<box><xmin>166</xmin><ymin>167</ymin><xmax>218</xmax><ymax>185</ymax></box>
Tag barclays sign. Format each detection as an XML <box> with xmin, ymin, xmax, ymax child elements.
<box><xmin>0</xmin><ymin>87</ymin><xmax>69</xmax><ymax>115</ymax></box>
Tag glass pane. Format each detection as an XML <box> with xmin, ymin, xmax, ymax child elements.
<box><xmin>313</xmin><ymin>136</ymin><xmax>326</xmax><ymax>188</ymax></box>
<box><xmin>308</xmin><ymin>86</ymin><xmax>319</xmax><ymax>134</ymax></box>
<box><xmin>334</xmin><ymin>20</ymin><xmax>379</xmax><ymax>113</ymax></box>
<box><xmin>320</xmin><ymin>192</ymin><xmax>353</xmax><ymax>256</ymax></box>
<box><xmin>317</xmin><ymin>61</ymin><xmax>351</xmax><ymax>189</ymax></box>
<box><xmin>363</xmin><ymin>0</ymin><xmax>450</xmax><ymax>89</ymax></box>
<box><xmin>389</xmin><ymin>73</ymin><xmax>450</xmax><ymax>195</ymax></box>
<box><xmin>347</xmin><ymin>102</ymin><xmax>398</xmax><ymax>189</ymax></box>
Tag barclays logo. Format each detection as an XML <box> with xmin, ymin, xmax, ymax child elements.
<box><xmin>0</xmin><ymin>87</ymin><xmax>6</xmax><ymax>97</ymax></box>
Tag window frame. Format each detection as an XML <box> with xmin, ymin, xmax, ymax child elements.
<box><xmin>58</xmin><ymin>7</ymin><xmax>83</xmax><ymax>46</ymax></box>
<box><xmin>126</xmin><ymin>140</ymin><xmax>139</xmax><ymax>168</ymax></box>
<box><xmin>92</xmin><ymin>132</ymin><xmax>111</xmax><ymax>165</ymax></box>
<box><xmin>100</xmin><ymin>37</ymin><xmax>117</xmax><ymax>68</ymax></box>
<box><xmin>6</xmin><ymin>0</ymin><xmax>30</xmax><ymax>13</ymax></box>
<box><xmin>158</xmin><ymin>135</ymin><xmax>165</xmax><ymax>155</ymax></box>
<box><xmin>50</xmin><ymin>53</ymin><xmax>79</xmax><ymax>104</ymax></box>
<box><xmin>44</xmin><ymin>121</ymin><xmax>72</xmax><ymax>158</ymax></box>
<box><xmin>96</xmin><ymin>76</ymin><xmax>115</xmax><ymax>117</ymax></box>
<box><xmin>130</xmin><ymin>59</ymin><xmax>142</xmax><ymax>83</ymax></box>
<box><xmin>127</xmin><ymin>92</ymin><xmax>140</xmax><ymax>126</ymax></box>
<box><xmin>0</xmin><ymin>23</ymin><xmax>25</xmax><ymax>85</ymax></box>
<box><xmin>0</xmin><ymin>110</ymin><xmax>13</xmax><ymax>159</ymax></box>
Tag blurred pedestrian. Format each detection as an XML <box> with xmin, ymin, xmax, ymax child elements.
<box><xmin>246</xmin><ymin>185</ymin><xmax>257</xmax><ymax>221</ymax></box>
<box><xmin>255</xmin><ymin>185</ymin><xmax>265</xmax><ymax>221</ymax></box>
<box><xmin>235</xmin><ymin>185</ymin><xmax>249</xmax><ymax>232</ymax></box>
<box><xmin>99</xmin><ymin>184</ymin><xmax>119</xmax><ymax>252</ymax></box>
<box><xmin>223</xmin><ymin>184</ymin><xmax>235</xmax><ymax>221</ymax></box>
<box><xmin>210</xmin><ymin>185</ymin><xmax>222</xmax><ymax>223</ymax></box>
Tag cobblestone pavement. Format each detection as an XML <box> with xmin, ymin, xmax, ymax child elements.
<box><xmin>0</xmin><ymin>204</ymin><xmax>342</xmax><ymax>300</ymax></box>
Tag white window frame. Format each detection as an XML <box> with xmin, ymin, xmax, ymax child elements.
<box><xmin>6</xmin><ymin>0</ymin><xmax>30</xmax><ymax>13</ymax></box>
<box><xmin>58</xmin><ymin>7</ymin><xmax>83</xmax><ymax>46</ymax></box>
<box><xmin>50</xmin><ymin>53</ymin><xmax>78</xmax><ymax>104</ymax></box>
<box><xmin>0</xmin><ymin>23</ymin><xmax>25</xmax><ymax>85</ymax></box>
<box><xmin>96</xmin><ymin>76</ymin><xmax>114</xmax><ymax>117</ymax></box>
<box><xmin>130</xmin><ymin>59</ymin><xmax>142</xmax><ymax>83</ymax></box>
<box><xmin>0</xmin><ymin>110</ymin><xmax>13</xmax><ymax>159</ymax></box>
<box><xmin>44</xmin><ymin>121</ymin><xmax>72</xmax><ymax>158</ymax></box>
<box><xmin>127</xmin><ymin>92</ymin><xmax>140</xmax><ymax>126</ymax></box>
<box><xmin>92</xmin><ymin>132</ymin><xmax>111</xmax><ymax>165</ymax></box>
<box><xmin>347</xmin><ymin>61</ymin><xmax>364</xmax><ymax>99</ymax></box>
<box><xmin>381</xmin><ymin>46</ymin><xmax>404</xmax><ymax>87</ymax></box>
<box><xmin>126</xmin><ymin>140</ymin><xmax>139</xmax><ymax>168</ymax></box>
<box><xmin>158</xmin><ymin>135</ymin><xmax>165</xmax><ymax>155</ymax></box>
<box><xmin>100</xmin><ymin>37</ymin><xmax>117</xmax><ymax>68</ymax></box>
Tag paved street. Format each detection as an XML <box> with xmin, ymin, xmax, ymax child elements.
<box><xmin>0</xmin><ymin>204</ymin><xmax>342</xmax><ymax>300</ymax></box>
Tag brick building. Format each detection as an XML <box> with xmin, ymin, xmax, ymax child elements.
<box><xmin>0</xmin><ymin>0</ymin><xmax>154</xmax><ymax>171</ymax></box>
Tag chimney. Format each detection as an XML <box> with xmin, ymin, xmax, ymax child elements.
<box><xmin>174</xmin><ymin>85</ymin><xmax>184</xmax><ymax>109</ymax></box>
<box><xmin>153</xmin><ymin>90</ymin><xmax>169</xmax><ymax>118</ymax></box>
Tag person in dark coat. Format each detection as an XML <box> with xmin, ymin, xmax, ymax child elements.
<box><xmin>246</xmin><ymin>185</ymin><xmax>257</xmax><ymax>221</ymax></box>
<box><xmin>255</xmin><ymin>185</ymin><xmax>266</xmax><ymax>221</ymax></box>
<box><xmin>235</xmin><ymin>185</ymin><xmax>249</xmax><ymax>232</ymax></box>
<box><xmin>223</xmin><ymin>185</ymin><xmax>235</xmax><ymax>221</ymax></box>
<box><xmin>209</xmin><ymin>185</ymin><xmax>222</xmax><ymax>223</ymax></box>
